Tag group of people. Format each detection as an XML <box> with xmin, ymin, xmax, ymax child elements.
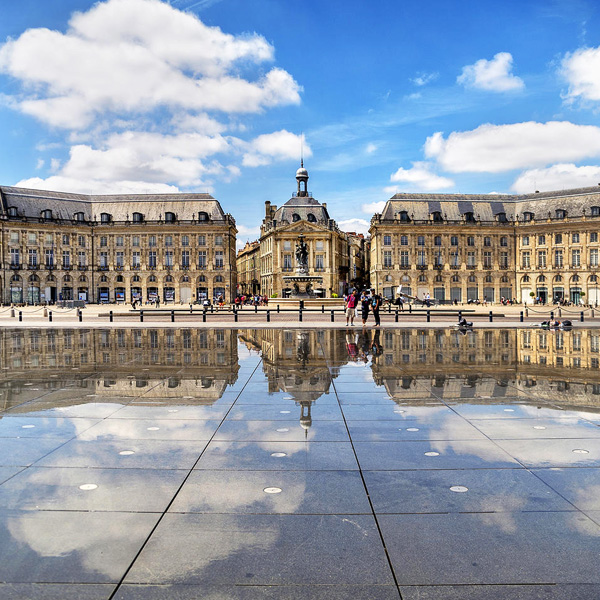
<box><xmin>344</xmin><ymin>289</ymin><xmax>382</xmax><ymax>327</ymax></box>
<box><xmin>234</xmin><ymin>294</ymin><xmax>269</xmax><ymax>307</ymax></box>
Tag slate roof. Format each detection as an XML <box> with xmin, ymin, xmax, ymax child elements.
<box><xmin>0</xmin><ymin>186</ymin><xmax>227</xmax><ymax>222</ymax></box>
<box><xmin>272</xmin><ymin>195</ymin><xmax>331</xmax><ymax>225</ymax></box>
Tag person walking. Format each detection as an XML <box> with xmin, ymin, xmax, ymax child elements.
<box><xmin>371</xmin><ymin>289</ymin><xmax>382</xmax><ymax>327</ymax></box>
<box><xmin>360</xmin><ymin>290</ymin><xmax>371</xmax><ymax>326</ymax></box>
<box><xmin>345</xmin><ymin>289</ymin><xmax>357</xmax><ymax>326</ymax></box>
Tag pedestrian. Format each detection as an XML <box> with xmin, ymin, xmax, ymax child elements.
<box><xmin>360</xmin><ymin>289</ymin><xmax>371</xmax><ymax>326</ymax></box>
<box><xmin>371</xmin><ymin>289</ymin><xmax>382</xmax><ymax>327</ymax></box>
<box><xmin>155</xmin><ymin>297</ymin><xmax>160</xmax><ymax>308</ymax></box>
<box><xmin>345</xmin><ymin>289</ymin><xmax>357</xmax><ymax>326</ymax></box>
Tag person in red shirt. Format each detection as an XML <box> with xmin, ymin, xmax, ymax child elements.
<box><xmin>345</xmin><ymin>289</ymin><xmax>357</xmax><ymax>326</ymax></box>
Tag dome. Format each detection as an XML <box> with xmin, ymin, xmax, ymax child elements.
<box><xmin>296</xmin><ymin>167</ymin><xmax>308</xmax><ymax>178</ymax></box>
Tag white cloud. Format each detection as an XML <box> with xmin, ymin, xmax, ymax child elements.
<box><xmin>390</xmin><ymin>161</ymin><xmax>454</xmax><ymax>191</ymax></box>
<box><xmin>338</xmin><ymin>218</ymin><xmax>370</xmax><ymax>236</ymax></box>
<box><xmin>457</xmin><ymin>52</ymin><xmax>524</xmax><ymax>92</ymax></box>
<box><xmin>561</xmin><ymin>46</ymin><xmax>600</xmax><ymax>103</ymax></box>
<box><xmin>425</xmin><ymin>121</ymin><xmax>600</xmax><ymax>173</ymax></box>
<box><xmin>411</xmin><ymin>72</ymin><xmax>438</xmax><ymax>87</ymax></box>
<box><xmin>15</xmin><ymin>175</ymin><xmax>179</xmax><ymax>195</ymax></box>
<box><xmin>362</xmin><ymin>201</ymin><xmax>386</xmax><ymax>213</ymax></box>
<box><xmin>35</xmin><ymin>159</ymin><xmax>44</xmax><ymax>170</ymax></box>
<box><xmin>511</xmin><ymin>163</ymin><xmax>600</xmax><ymax>193</ymax></box>
<box><xmin>365</xmin><ymin>143</ymin><xmax>377</xmax><ymax>154</ymax></box>
<box><xmin>242</xmin><ymin>130</ymin><xmax>311</xmax><ymax>167</ymax></box>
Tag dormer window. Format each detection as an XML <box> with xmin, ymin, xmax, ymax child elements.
<box><xmin>7</xmin><ymin>207</ymin><xmax>18</xmax><ymax>217</ymax></box>
<box><xmin>555</xmin><ymin>209</ymin><xmax>566</xmax><ymax>219</ymax></box>
<box><xmin>591</xmin><ymin>206</ymin><xmax>600</xmax><ymax>217</ymax></box>
<box><xmin>100</xmin><ymin>213</ymin><xmax>112</xmax><ymax>223</ymax></box>
<box><xmin>198</xmin><ymin>212</ymin><xmax>208</xmax><ymax>222</ymax></box>
<box><xmin>399</xmin><ymin>211</ymin><xmax>410</xmax><ymax>222</ymax></box>
<box><xmin>464</xmin><ymin>212</ymin><xmax>476</xmax><ymax>223</ymax></box>
<box><xmin>132</xmin><ymin>212</ymin><xmax>144</xmax><ymax>223</ymax></box>
<box><xmin>523</xmin><ymin>212</ymin><xmax>534</xmax><ymax>222</ymax></box>
<box><xmin>431</xmin><ymin>211</ymin><xmax>443</xmax><ymax>223</ymax></box>
<box><xmin>292</xmin><ymin>213</ymin><xmax>301</xmax><ymax>222</ymax></box>
<box><xmin>41</xmin><ymin>209</ymin><xmax>52</xmax><ymax>220</ymax></box>
<box><xmin>74</xmin><ymin>212</ymin><xmax>85</xmax><ymax>222</ymax></box>
<box><xmin>496</xmin><ymin>212</ymin><xmax>507</xmax><ymax>222</ymax></box>
<box><xmin>165</xmin><ymin>212</ymin><xmax>176</xmax><ymax>223</ymax></box>
<box><xmin>307</xmin><ymin>213</ymin><xmax>316</xmax><ymax>223</ymax></box>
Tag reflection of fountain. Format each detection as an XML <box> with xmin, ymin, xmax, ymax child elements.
<box><xmin>283</xmin><ymin>234</ymin><xmax>323</xmax><ymax>298</ymax></box>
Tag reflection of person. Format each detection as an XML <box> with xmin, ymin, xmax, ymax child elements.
<box><xmin>371</xmin><ymin>329</ymin><xmax>383</xmax><ymax>361</ymax></box>
<box><xmin>346</xmin><ymin>331</ymin><xmax>358</xmax><ymax>360</ymax></box>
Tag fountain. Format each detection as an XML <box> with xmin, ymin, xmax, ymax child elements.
<box><xmin>283</xmin><ymin>234</ymin><xmax>323</xmax><ymax>297</ymax></box>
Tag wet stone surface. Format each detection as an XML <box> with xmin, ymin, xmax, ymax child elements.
<box><xmin>2</xmin><ymin>327</ymin><xmax>600</xmax><ymax>598</ymax></box>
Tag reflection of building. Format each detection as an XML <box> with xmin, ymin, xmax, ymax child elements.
<box><xmin>370</xmin><ymin>186</ymin><xmax>600</xmax><ymax>305</ymax></box>
<box><xmin>0</xmin><ymin>186</ymin><xmax>237</xmax><ymax>304</ymax></box>
<box><xmin>258</xmin><ymin>165</ymin><xmax>367</xmax><ymax>297</ymax></box>
<box><xmin>0</xmin><ymin>328</ymin><xmax>239</xmax><ymax>411</ymax></box>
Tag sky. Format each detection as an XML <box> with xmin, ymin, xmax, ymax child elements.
<box><xmin>1</xmin><ymin>0</ymin><xmax>600</xmax><ymax>246</ymax></box>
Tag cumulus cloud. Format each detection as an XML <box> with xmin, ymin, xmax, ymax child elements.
<box><xmin>457</xmin><ymin>52</ymin><xmax>524</xmax><ymax>92</ymax></box>
<box><xmin>15</xmin><ymin>175</ymin><xmax>179</xmax><ymax>195</ymax></box>
<box><xmin>242</xmin><ymin>130</ymin><xmax>311</xmax><ymax>167</ymax></box>
<box><xmin>561</xmin><ymin>46</ymin><xmax>600</xmax><ymax>103</ymax></box>
<box><xmin>236</xmin><ymin>224</ymin><xmax>261</xmax><ymax>248</ymax></box>
<box><xmin>338</xmin><ymin>218</ymin><xmax>370</xmax><ymax>236</ymax></box>
<box><xmin>390</xmin><ymin>161</ymin><xmax>454</xmax><ymax>191</ymax></box>
<box><xmin>425</xmin><ymin>121</ymin><xmax>600</xmax><ymax>173</ymax></box>
<box><xmin>0</xmin><ymin>0</ymin><xmax>305</xmax><ymax>192</ymax></box>
<box><xmin>362</xmin><ymin>201</ymin><xmax>386</xmax><ymax>214</ymax></box>
<box><xmin>511</xmin><ymin>163</ymin><xmax>600</xmax><ymax>194</ymax></box>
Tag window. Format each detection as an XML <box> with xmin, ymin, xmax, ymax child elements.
<box><xmin>74</xmin><ymin>212</ymin><xmax>85</xmax><ymax>222</ymax></box>
<box><xmin>383</xmin><ymin>251</ymin><xmax>392</xmax><ymax>268</ymax></box>
<box><xmin>483</xmin><ymin>251</ymin><xmax>492</xmax><ymax>268</ymax></box>
<box><xmin>132</xmin><ymin>251</ymin><xmax>141</xmax><ymax>268</ymax></box>
<box><xmin>417</xmin><ymin>250</ymin><xmax>426</xmax><ymax>267</ymax></box>
<box><xmin>198</xmin><ymin>235</ymin><xmax>206</xmax><ymax>246</ymax></box>
<box><xmin>316</xmin><ymin>254</ymin><xmax>324</xmax><ymax>269</ymax></box>
<box><xmin>215</xmin><ymin>250</ymin><xmax>224</xmax><ymax>268</ymax></box>
<box><xmin>483</xmin><ymin>237</ymin><xmax>491</xmax><ymax>247</ymax></box>
<box><xmin>78</xmin><ymin>251</ymin><xmax>86</xmax><ymax>267</ymax></box>
<box><xmin>555</xmin><ymin>209</ymin><xmax>566</xmax><ymax>219</ymax></box>
<box><xmin>147</xmin><ymin>251</ymin><xmax>157</xmax><ymax>267</ymax></box>
<box><xmin>116</xmin><ymin>252</ymin><xmax>124</xmax><ymax>268</ymax></box>
<box><xmin>116</xmin><ymin>236</ymin><xmax>124</xmax><ymax>247</ymax></box>
<box><xmin>181</xmin><ymin>235</ymin><xmax>189</xmax><ymax>247</ymax></box>
<box><xmin>467</xmin><ymin>251</ymin><xmax>476</xmax><ymax>267</ymax></box>
<box><xmin>538</xmin><ymin>250</ymin><xmax>546</xmax><ymax>268</ymax></box>
<box><xmin>464</xmin><ymin>212</ymin><xmax>475</xmax><ymax>223</ymax></box>
<box><xmin>555</xmin><ymin>233</ymin><xmax>562</xmax><ymax>244</ymax></box>
<box><xmin>497</xmin><ymin>212</ymin><xmax>507</xmax><ymax>222</ymax></box>
<box><xmin>165</xmin><ymin>212</ymin><xmax>176</xmax><ymax>222</ymax></box>
<box><xmin>45</xmin><ymin>249</ymin><xmax>54</xmax><ymax>267</ymax></box>
<box><xmin>165</xmin><ymin>235</ymin><xmax>173</xmax><ymax>247</ymax></box>
<box><xmin>100</xmin><ymin>213</ymin><xmax>111</xmax><ymax>223</ymax></box>
<box><xmin>283</xmin><ymin>254</ymin><xmax>292</xmax><ymax>270</ymax></box>
<box><xmin>432</xmin><ymin>236</ymin><xmax>441</xmax><ymax>246</ymax></box>
<box><xmin>450</xmin><ymin>251</ymin><xmax>459</xmax><ymax>267</ymax></box>
<box><xmin>592</xmin><ymin>206</ymin><xmax>600</xmax><ymax>217</ymax></box>
<box><xmin>149</xmin><ymin>236</ymin><xmax>156</xmax><ymax>247</ymax></box>
<box><xmin>9</xmin><ymin>232</ymin><xmax>19</xmax><ymax>244</ymax></box>
<box><xmin>572</xmin><ymin>249</ymin><xmax>581</xmax><ymax>267</ymax></box>
<box><xmin>399</xmin><ymin>211</ymin><xmax>409</xmax><ymax>222</ymax></box>
<box><xmin>198</xmin><ymin>251</ymin><xmax>207</xmax><ymax>268</ymax></box>
<box><xmin>417</xmin><ymin>236</ymin><xmax>425</xmax><ymax>246</ymax></box>
<box><xmin>400</xmin><ymin>235</ymin><xmax>408</xmax><ymax>246</ymax></box>
<box><xmin>28</xmin><ymin>233</ymin><xmax>37</xmax><ymax>244</ymax></box>
<box><xmin>431</xmin><ymin>211</ymin><xmax>443</xmax><ymax>222</ymax></box>
<box><xmin>451</xmin><ymin>236</ymin><xmax>458</xmax><ymax>246</ymax></box>
<box><xmin>555</xmin><ymin>250</ymin><xmax>563</xmax><ymax>267</ymax></box>
<box><xmin>283</xmin><ymin>241</ymin><xmax>292</xmax><ymax>251</ymax></box>
<box><xmin>215</xmin><ymin>235</ymin><xmax>223</xmax><ymax>246</ymax></box>
<box><xmin>307</xmin><ymin>213</ymin><xmax>316</xmax><ymax>222</ymax></box>
<box><xmin>591</xmin><ymin>249</ymin><xmax>599</xmax><ymax>267</ymax></box>
<box><xmin>522</xmin><ymin>236</ymin><xmax>529</xmax><ymax>246</ymax></box>
<box><xmin>523</xmin><ymin>212</ymin><xmax>534</xmax><ymax>222</ymax></box>
<box><xmin>572</xmin><ymin>233</ymin><xmax>580</xmax><ymax>243</ymax></box>
<box><xmin>522</xmin><ymin>251</ymin><xmax>531</xmax><ymax>268</ymax></box>
<box><xmin>400</xmin><ymin>250</ymin><xmax>409</xmax><ymax>267</ymax></box>
<box><xmin>198</xmin><ymin>212</ymin><xmax>208</xmax><ymax>222</ymax></box>
<box><xmin>538</xmin><ymin>235</ymin><xmax>546</xmax><ymax>245</ymax></box>
<box><xmin>500</xmin><ymin>236</ymin><xmax>508</xmax><ymax>247</ymax></box>
<box><xmin>100</xmin><ymin>236</ymin><xmax>108</xmax><ymax>247</ymax></box>
<box><xmin>316</xmin><ymin>240</ymin><xmax>324</xmax><ymax>250</ymax></box>
<box><xmin>434</xmin><ymin>251</ymin><xmax>443</xmax><ymax>267</ymax></box>
<box><xmin>62</xmin><ymin>250</ymin><xmax>70</xmax><ymax>268</ymax></box>
<box><xmin>41</xmin><ymin>209</ymin><xmax>52</xmax><ymax>220</ymax></box>
<box><xmin>132</xmin><ymin>212</ymin><xmax>144</xmax><ymax>223</ymax></box>
<box><xmin>383</xmin><ymin>235</ymin><xmax>392</xmax><ymax>246</ymax></box>
<box><xmin>467</xmin><ymin>236</ymin><xmax>475</xmax><ymax>246</ymax></box>
<box><xmin>10</xmin><ymin>248</ymin><xmax>19</xmax><ymax>266</ymax></box>
<box><xmin>164</xmin><ymin>251</ymin><xmax>173</xmax><ymax>267</ymax></box>
<box><xmin>591</xmin><ymin>232</ymin><xmax>598</xmax><ymax>243</ymax></box>
<box><xmin>500</xmin><ymin>252</ymin><xmax>509</xmax><ymax>268</ymax></box>
<box><xmin>78</xmin><ymin>235</ymin><xmax>86</xmax><ymax>247</ymax></box>
<box><xmin>292</xmin><ymin>213</ymin><xmax>300</xmax><ymax>222</ymax></box>
<box><xmin>7</xmin><ymin>207</ymin><xmax>17</xmax><ymax>217</ymax></box>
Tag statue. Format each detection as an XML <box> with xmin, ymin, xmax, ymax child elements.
<box><xmin>295</xmin><ymin>235</ymin><xmax>309</xmax><ymax>275</ymax></box>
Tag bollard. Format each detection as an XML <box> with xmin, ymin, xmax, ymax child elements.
<box><xmin>388</xmin><ymin>303</ymin><xmax>391</xmax><ymax>313</ymax></box>
<box><xmin>277</xmin><ymin>304</ymin><xmax>280</xmax><ymax>314</ymax></box>
<box><xmin>267</xmin><ymin>310</ymin><xmax>271</xmax><ymax>322</ymax></box>
<box><xmin>300</xmin><ymin>300</ymin><xmax>305</xmax><ymax>310</ymax></box>
<box><xmin>525</xmin><ymin>308</ymin><xmax>529</xmax><ymax>317</ymax></box>
<box><xmin>48</xmin><ymin>310</ymin><xmax>52</xmax><ymax>322</ymax></box>
<box><xmin>78</xmin><ymin>309</ymin><xmax>82</xmax><ymax>322</ymax></box>
<box><xmin>559</xmin><ymin>308</ymin><xmax>562</xmax><ymax>317</ymax></box>
<box><xmin>10</xmin><ymin>308</ymin><xmax>14</xmax><ymax>318</ymax></box>
<box><xmin>190</xmin><ymin>305</ymin><xmax>193</xmax><ymax>314</ymax></box>
<box><xmin>550</xmin><ymin>311</ymin><xmax>554</xmax><ymax>320</ymax></box>
<box><xmin>211</xmin><ymin>305</ymin><xmax>214</xmax><ymax>313</ymax></box>
<box><xmin>140</xmin><ymin>310</ymin><xmax>144</xmax><ymax>322</ymax></box>
<box><xmin>255</xmin><ymin>304</ymin><xmax>258</xmax><ymax>314</ymax></box>
<box><xmin>43</xmin><ymin>308</ymin><xmax>48</xmax><ymax>317</ymax></box>
<box><xmin>593</xmin><ymin>309</ymin><xmax>595</xmax><ymax>318</ymax></box>
<box><xmin>109</xmin><ymin>310</ymin><xmax>113</xmax><ymax>322</ymax></box>
<box><xmin>489</xmin><ymin>311</ymin><xmax>493</xmax><ymax>322</ymax></box>
<box><xmin>171</xmin><ymin>310</ymin><xmax>175</xmax><ymax>323</ymax></box>
<box><xmin>520</xmin><ymin>310</ymin><xmax>524</xmax><ymax>322</ymax></box>
<box><xmin>395</xmin><ymin>309</ymin><xmax>399</xmax><ymax>323</ymax></box>
<box><xmin>458</xmin><ymin>310</ymin><xmax>462</xmax><ymax>320</ymax></box>
<box><xmin>408</xmin><ymin>304</ymin><xmax>412</xmax><ymax>314</ymax></box>
<box><xmin>299</xmin><ymin>308</ymin><xmax>303</xmax><ymax>322</ymax></box>
<box><xmin>202</xmin><ymin>310</ymin><xmax>206</xmax><ymax>323</ymax></box>
<box><xmin>331</xmin><ymin>310</ymin><xmax>335</xmax><ymax>323</ymax></box>
<box><xmin>234</xmin><ymin>310</ymin><xmax>238</xmax><ymax>323</ymax></box>
<box><xmin>427</xmin><ymin>310</ymin><xmax>431</xmax><ymax>322</ymax></box>
<box><xmin>581</xmin><ymin>311</ymin><xmax>585</xmax><ymax>323</ymax></box>
<box><xmin>321</xmin><ymin>304</ymin><xmax>324</xmax><ymax>313</ymax></box>
<box><xmin>18</xmin><ymin>311</ymin><xmax>22</xmax><ymax>322</ymax></box>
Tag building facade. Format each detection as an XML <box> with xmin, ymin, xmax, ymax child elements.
<box><xmin>258</xmin><ymin>165</ymin><xmax>366</xmax><ymax>298</ymax></box>
<box><xmin>370</xmin><ymin>186</ymin><xmax>600</xmax><ymax>305</ymax></box>
<box><xmin>236</xmin><ymin>240</ymin><xmax>261</xmax><ymax>296</ymax></box>
<box><xmin>0</xmin><ymin>186</ymin><xmax>237</xmax><ymax>304</ymax></box>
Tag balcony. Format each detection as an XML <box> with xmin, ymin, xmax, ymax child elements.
<box><xmin>449</xmin><ymin>264</ymin><xmax>461</xmax><ymax>270</ymax></box>
<box><xmin>78</xmin><ymin>265</ymin><xmax>87</xmax><ymax>271</ymax></box>
<box><xmin>9</xmin><ymin>264</ymin><xmax>21</xmax><ymax>270</ymax></box>
<box><xmin>131</xmin><ymin>265</ymin><xmax>141</xmax><ymax>270</ymax></box>
<box><xmin>433</xmin><ymin>263</ymin><xmax>444</xmax><ymax>270</ymax></box>
<box><xmin>282</xmin><ymin>267</ymin><xmax>293</xmax><ymax>272</ymax></box>
<box><xmin>45</xmin><ymin>265</ymin><xmax>55</xmax><ymax>271</ymax></box>
<box><xmin>466</xmin><ymin>265</ymin><xmax>477</xmax><ymax>269</ymax></box>
<box><xmin>417</xmin><ymin>264</ymin><xmax>428</xmax><ymax>270</ymax></box>
<box><xmin>180</xmin><ymin>265</ymin><xmax>190</xmax><ymax>270</ymax></box>
<box><xmin>27</xmin><ymin>264</ymin><xmax>38</xmax><ymax>270</ymax></box>
<box><xmin>499</xmin><ymin>264</ymin><xmax>510</xmax><ymax>270</ymax></box>
<box><xmin>63</xmin><ymin>265</ymin><xmax>73</xmax><ymax>271</ymax></box>
<box><xmin>115</xmin><ymin>265</ymin><xmax>124</xmax><ymax>271</ymax></box>
<box><xmin>98</xmin><ymin>266</ymin><xmax>109</xmax><ymax>271</ymax></box>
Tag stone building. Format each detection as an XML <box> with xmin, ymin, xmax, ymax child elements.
<box><xmin>258</xmin><ymin>164</ymin><xmax>365</xmax><ymax>298</ymax></box>
<box><xmin>370</xmin><ymin>186</ymin><xmax>600</xmax><ymax>305</ymax></box>
<box><xmin>236</xmin><ymin>240</ymin><xmax>261</xmax><ymax>296</ymax></box>
<box><xmin>0</xmin><ymin>186</ymin><xmax>237</xmax><ymax>304</ymax></box>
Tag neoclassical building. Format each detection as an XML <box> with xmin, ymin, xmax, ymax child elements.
<box><xmin>0</xmin><ymin>186</ymin><xmax>237</xmax><ymax>304</ymax></box>
<box><xmin>257</xmin><ymin>164</ymin><xmax>367</xmax><ymax>298</ymax></box>
<box><xmin>370</xmin><ymin>186</ymin><xmax>600</xmax><ymax>305</ymax></box>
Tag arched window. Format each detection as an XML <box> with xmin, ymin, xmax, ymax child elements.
<box><xmin>307</xmin><ymin>213</ymin><xmax>316</xmax><ymax>223</ymax></box>
<box><xmin>116</xmin><ymin>275</ymin><xmax>124</xmax><ymax>283</ymax></box>
<box><xmin>522</xmin><ymin>275</ymin><xmax>530</xmax><ymax>283</ymax></box>
<box><xmin>434</xmin><ymin>274</ymin><xmax>443</xmax><ymax>283</ymax></box>
<box><xmin>149</xmin><ymin>275</ymin><xmax>157</xmax><ymax>282</ymax></box>
<box><xmin>198</xmin><ymin>212</ymin><xmax>209</xmax><ymax>222</ymax></box>
<box><xmin>431</xmin><ymin>211</ymin><xmax>443</xmax><ymax>223</ymax></box>
<box><xmin>182</xmin><ymin>275</ymin><xmax>190</xmax><ymax>282</ymax></box>
<box><xmin>451</xmin><ymin>274</ymin><xmax>460</xmax><ymax>283</ymax></box>
<box><xmin>132</xmin><ymin>275</ymin><xmax>140</xmax><ymax>282</ymax></box>
<box><xmin>484</xmin><ymin>274</ymin><xmax>492</xmax><ymax>283</ymax></box>
<box><xmin>132</xmin><ymin>212</ymin><xmax>144</xmax><ymax>223</ymax></box>
<box><xmin>292</xmin><ymin>213</ymin><xmax>301</xmax><ymax>222</ymax></box>
<box><xmin>41</xmin><ymin>209</ymin><xmax>52</xmax><ymax>220</ymax></box>
<box><xmin>165</xmin><ymin>212</ymin><xmax>176</xmax><ymax>223</ymax></box>
<box><xmin>165</xmin><ymin>275</ymin><xmax>173</xmax><ymax>282</ymax></box>
<box><xmin>399</xmin><ymin>211</ymin><xmax>410</xmax><ymax>222</ymax></box>
<box><xmin>74</xmin><ymin>212</ymin><xmax>85</xmax><ymax>222</ymax></box>
<box><xmin>79</xmin><ymin>276</ymin><xmax>87</xmax><ymax>283</ymax></box>
<box><xmin>198</xmin><ymin>275</ymin><xmax>206</xmax><ymax>282</ymax></box>
<box><xmin>99</xmin><ymin>275</ymin><xmax>106</xmax><ymax>283</ymax></box>
<box><xmin>418</xmin><ymin>274</ymin><xmax>426</xmax><ymax>283</ymax></box>
<box><xmin>401</xmin><ymin>275</ymin><xmax>410</xmax><ymax>283</ymax></box>
<box><xmin>215</xmin><ymin>275</ymin><xmax>224</xmax><ymax>282</ymax></box>
<box><xmin>591</xmin><ymin>275</ymin><xmax>598</xmax><ymax>283</ymax></box>
<box><xmin>468</xmin><ymin>274</ymin><xmax>477</xmax><ymax>283</ymax></box>
<box><xmin>464</xmin><ymin>212</ymin><xmax>476</xmax><ymax>223</ymax></box>
<box><xmin>100</xmin><ymin>213</ymin><xmax>112</xmax><ymax>223</ymax></box>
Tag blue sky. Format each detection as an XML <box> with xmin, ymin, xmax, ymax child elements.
<box><xmin>1</xmin><ymin>0</ymin><xmax>600</xmax><ymax>244</ymax></box>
